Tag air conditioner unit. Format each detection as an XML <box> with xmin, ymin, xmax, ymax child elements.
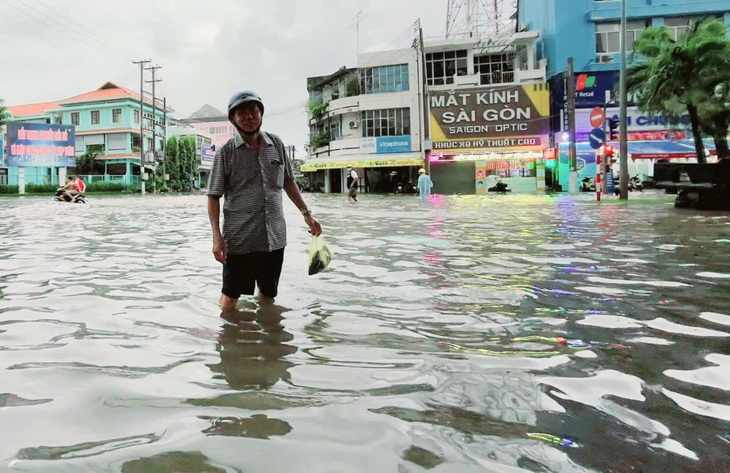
<box><xmin>349</xmin><ymin>121</ymin><xmax>359</xmax><ymax>129</ymax></box>
<box><xmin>597</xmin><ymin>55</ymin><xmax>614</xmax><ymax>63</ymax></box>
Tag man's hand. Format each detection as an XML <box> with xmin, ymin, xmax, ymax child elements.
<box><xmin>212</xmin><ymin>234</ymin><xmax>227</xmax><ymax>264</ymax></box>
<box><xmin>305</xmin><ymin>214</ymin><xmax>322</xmax><ymax>237</ymax></box>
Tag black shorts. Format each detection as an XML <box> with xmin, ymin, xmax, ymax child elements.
<box><xmin>222</xmin><ymin>248</ymin><xmax>285</xmax><ymax>299</ymax></box>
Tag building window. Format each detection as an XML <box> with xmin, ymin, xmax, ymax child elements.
<box><xmin>131</xmin><ymin>134</ymin><xmax>141</xmax><ymax>153</ymax></box>
<box><xmin>134</xmin><ymin>109</ymin><xmax>140</xmax><ymax>124</ymax></box>
<box><xmin>360</xmin><ymin>64</ymin><xmax>409</xmax><ymax>94</ymax></box>
<box><xmin>360</xmin><ymin>108</ymin><xmax>410</xmax><ymax>137</ymax></box>
<box><xmin>90</xmin><ymin>110</ymin><xmax>101</xmax><ymax>125</ymax></box>
<box><xmin>329</xmin><ymin>120</ymin><xmax>341</xmax><ymax>140</ymax></box>
<box><xmin>474</xmin><ymin>54</ymin><xmax>514</xmax><ymax>85</ymax></box>
<box><xmin>112</xmin><ymin>108</ymin><xmax>122</xmax><ymax>124</ymax></box>
<box><xmin>70</xmin><ymin>112</ymin><xmax>80</xmax><ymax>126</ymax></box>
<box><xmin>86</xmin><ymin>144</ymin><xmax>105</xmax><ymax>155</ymax></box>
<box><xmin>107</xmin><ymin>133</ymin><xmax>126</xmax><ymax>150</ymax></box>
<box><xmin>426</xmin><ymin>50</ymin><xmax>468</xmax><ymax>86</ymax></box>
<box><xmin>663</xmin><ymin>16</ymin><xmax>720</xmax><ymax>40</ymax></box>
<box><xmin>596</xmin><ymin>21</ymin><xmax>647</xmax><ymax>54</ymax></box>
<box><xmin>209</xmin><ymin>126</ymin><xmax>229</xmax><ymax>135</ymax></box>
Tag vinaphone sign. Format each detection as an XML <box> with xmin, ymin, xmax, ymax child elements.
<box><xmin>429</xmin><ymin>84</ymin><xmax>550</xmax><ymax>152</ymax></box>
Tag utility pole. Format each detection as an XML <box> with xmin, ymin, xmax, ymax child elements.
<box><xmin>162</xmin><ymin>97</ymin><xmax>167</xmax><ymax>185</ymax></box>
<box><xmin>356</xmin><ymin>9</ymin><xmax>364</xmax><ymax>57</ymax></box>
<box><xmin>133</xmin><ymin>59</ymin><xmax>151</xmax><ymax>195</ymax></box>
<box><xmin>145</xmin><ymin>65</ymin><xmax>162</xmax><ymax>191</ymax></box>
<box><xmin>567</xmin><ymin>57</ymin><xmax>578</xmax><ymax>194</ymax></box>
<box><xmin>618</xmin><ymin>0</ymin><xmax>629</xmax><ymax>199</ymax></box>
<box><xmin>419</xmin><ymin>20</ymin><xmax>431</xmax><ymax>173</ymax></box>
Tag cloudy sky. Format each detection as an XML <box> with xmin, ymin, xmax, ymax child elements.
<box><xmin>0</xmin><ymin>0</ymin><xmax>515</xmax><ymax>155</ymax></box>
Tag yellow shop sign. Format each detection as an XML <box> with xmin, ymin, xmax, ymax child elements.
<box><xmin>301</xmin><ymin>156</ymin><xmax>423</xmax><ymax>172</ymax></box>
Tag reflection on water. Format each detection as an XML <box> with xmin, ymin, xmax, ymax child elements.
<box><xmin>0</xmin><ymin>193</ymin><xmax>728</xmax><ymax>472</ymax></box>
<box><xmin>200</xmin><ymin>306</ymin><xmax>294</xmax><ymax>439</ymax></box>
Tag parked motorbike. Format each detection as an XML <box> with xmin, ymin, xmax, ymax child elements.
<box><xmin>629</xmin><ymin>176</ymin><xmax>644</xmax><ymax>192</ymax></box>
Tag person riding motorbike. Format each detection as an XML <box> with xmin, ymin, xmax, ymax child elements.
<box><xmin>56</xmin><ymin>177</ymin><xmax>78</xmax><ymax>202</ymax></box>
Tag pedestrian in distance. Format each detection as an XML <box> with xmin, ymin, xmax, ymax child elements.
<box><xmin>417</xmin><ymin>168</ymin><xmax>433</xmax><ymax>200</ymax></box>
<box><xmin>346</xmin><ymin>164</ymin><xmax>359</xmax><ymax>203</ymax></box>
<box><xmin>207</xmin><ymin>90</ymin><xmax>322</xmax><ymax>312</ymax></box>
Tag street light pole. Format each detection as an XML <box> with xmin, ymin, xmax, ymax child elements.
<box><xmin>619</xmin><ymin>0</ymin><xmax>629</xmax><ymax>199</ymax></box>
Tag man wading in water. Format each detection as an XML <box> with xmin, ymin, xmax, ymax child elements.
<box><xmin>207</xmin><ymin>91</ymin><xmax>322</xmax><ymax>311</ymax></box>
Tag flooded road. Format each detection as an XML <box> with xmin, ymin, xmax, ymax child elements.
<box><xmin>0</xmin><ymin>192</ymin><xmax>728</xmax><ymax>472</ymax></box>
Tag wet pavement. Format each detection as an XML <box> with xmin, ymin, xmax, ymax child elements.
<box><xmin>0</xmin><ymin>192</ymin><xmax>728</xmax><ymax>472</ymax></box>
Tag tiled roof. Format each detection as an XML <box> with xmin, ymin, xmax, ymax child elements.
<box><xmin>189</xmin><ymin>104</ymin><xmax>226</xmax><ymax>119</ymax></box>
<box><xmin>59</xmin><ymin>81</ymin><xmax>147</xmax><ymax>105</ymax></box>
<box><xmin>8</xmin><ymin>82</ymin><xmax>174</xmax><ymax>119</ymax></box>
<box><xmin>8</xmin><ymin>101</ymin><xmax>60</xmax><ymax>117</ymax></box>
<box><xmin>59</xmin><ymin>82</ymin><xmax>174</xmax><ymax>112</ymax></box>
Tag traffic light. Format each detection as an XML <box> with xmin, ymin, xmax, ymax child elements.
<box><xmin>608</xmin><ymin>118</ymin><xmax>619</xmax><ymax>141</ymax></box>
<box><xmin>605</xmin><ymin>144</ymin><xmax>617</xmax><ymax>164</ymax></box>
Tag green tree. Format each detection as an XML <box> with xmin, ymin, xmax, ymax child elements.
<box><xmin>164</xmin><ymin>136</ymin><xmax>182</xmax><ymax>191</ymax></box>
<box><xmin>697</xmin><ymin>76</ymin><xmax>730</xmax><ymax>160</ymax></box>
<box><xmin>627</xmin><ymin>18</ymin><xmax>730</xmax><ymax>163</ymax></box>
<box><xmin>177</xmin><ymin>136</ymin><xmax>198</xmax><ymax>191</ymax></box>
<box><xmin>75</xmin><ymin>151</ymin><xmax>103</xmax><ymax>175</ymax></box>
<box><xmin>0</xmin><ymin>98</ymin><xmax>10</xmax><ymax>126</ymax></box>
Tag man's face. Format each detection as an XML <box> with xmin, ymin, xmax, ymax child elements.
<box><xmin>232</xmin><ymin>103</ymin><xmax>262</xmax><ymax>134</ymax></box>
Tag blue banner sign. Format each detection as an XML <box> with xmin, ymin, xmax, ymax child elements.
<box><xmin>201</xmin><ymin>144</ymin><xmax>216</xmax><ymax>163</ymax></box>
<box><xmin>376</xmin><ymin>135</ymin><xmax>411</xmax><ymax>154</ymax></box>
<box><xmin>6</xmin><ymin>122</ymin><xmax>76</xmax><ymax>167</ymax></box>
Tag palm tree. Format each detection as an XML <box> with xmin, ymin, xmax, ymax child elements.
<box><xmin>697</xmin><ymin>75</ymin><xmax>730</xmax><ymax>160</ymax></box>
<box><xmin>627</xmin><ymin>19</ymin><xmax>730</xmax><ymax>163</ymax></box>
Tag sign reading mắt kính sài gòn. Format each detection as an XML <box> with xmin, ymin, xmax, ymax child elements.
<box><xmin>6</xmin><ymin>122</ymin><xmax>76</xmax><ymax>167</ymax></box>
<box><xmin>429</xmin><ymin>84</ymin><xmax>551</xmax><ymax>152</ymax></box>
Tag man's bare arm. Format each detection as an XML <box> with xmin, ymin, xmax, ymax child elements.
<box><xmin>208</xmin><ymin>196</ymin><xmax>226</xmax><ymax>263</ymax></box>
<box><xmin>284</xmin><ymin>180</ymin><xmax>322</xmax><ymax>236</ymax></box>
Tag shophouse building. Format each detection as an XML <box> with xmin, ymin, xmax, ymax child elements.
<box><xmin>303</xmin><ymin>28</ymin><xmax>549</xmax><ymax>194</ymax></box>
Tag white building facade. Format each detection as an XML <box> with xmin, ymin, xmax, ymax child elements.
<box><xmin>303</xmin><ymin>29</ymin><xmax>548</xmax><ymax>194</ymax></box>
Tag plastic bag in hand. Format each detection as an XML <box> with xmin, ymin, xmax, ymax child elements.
<box><xmin>308</xmin><ymin>235</ymin><xmax>332</xmax><ymax>275</ymax></box>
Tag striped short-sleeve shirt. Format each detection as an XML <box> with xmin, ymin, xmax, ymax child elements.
<box><xmin>207</xmin><ymin>131</ymin><xmax>295</xmax><ymax>255</ymax></box>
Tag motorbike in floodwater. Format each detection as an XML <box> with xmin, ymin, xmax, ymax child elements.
<box><xmin>487</xmin><ymin>181</ymin><xmax>512</xmax><ymax>193</ymax></box>
<box><xmin>53</xmin><ymin>188</ymin><xmax>88</xmax><ymax>204</ymax></box>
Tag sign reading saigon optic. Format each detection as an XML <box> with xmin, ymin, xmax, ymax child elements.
<box><xmin>429</xmin><ymin>85</ymin><xmax>550</xmax><ymax>151</ymax></box>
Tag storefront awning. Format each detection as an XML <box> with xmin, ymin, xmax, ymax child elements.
<box><xmin>619</xmin><ymin>139</ymin><xmax>716</xmax><ymax>159</ymax></box>
<box><xmin>300</xmin><ymin>154</ymin><xmax>424</xmax><ymax>172</ymax></box>
<box><xmin>570</xmin><ymin>139</ymin><xmax>716</xmax><ymax>160</ymax></box>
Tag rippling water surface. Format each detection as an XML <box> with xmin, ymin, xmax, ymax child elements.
<box><xmin>0</xmin><ymin>192</ymin><xmax>729</xmax><ymax>472</ymax></box>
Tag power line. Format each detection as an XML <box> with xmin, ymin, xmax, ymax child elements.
<box><xmin>33</xmin><ymin>0</ymin><xmax>143</xmax><ymax>59</ymax></box>
<box><xmin>1</xmin><ymin>0</ymin><xmax>140</xmax><ymax>60</ymax></box>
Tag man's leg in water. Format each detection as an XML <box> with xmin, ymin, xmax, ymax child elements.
<box><xmin>220</xmin><ymin>293</ymin><xmax>238</xmax><ymax>312</ymax></box>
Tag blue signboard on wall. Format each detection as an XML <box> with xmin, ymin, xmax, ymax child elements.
<box><xmin>552</xmin><ymin>70</ymin><xmax>636</xmax><ymax>110</ymax></box>
<box><xmin>6</xmin><ymin>122</ymin><xmax>76</xmax><ymax>167</ymax></box>
<box><xmin>201</xmin><ymin>144</ymin><xmax>216</xmax><ymax>163</ymax></box>
<box><xmin>376</xmin><ymin>135</ymin><xmax>411</xmax><ymax>154</ymax></box>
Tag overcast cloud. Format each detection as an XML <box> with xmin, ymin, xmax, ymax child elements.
<box><xmin>0</xmin><ymin>0</ymin><xmax>454</xmax><ymax>155</ymax></box>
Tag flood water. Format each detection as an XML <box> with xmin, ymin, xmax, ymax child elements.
<box><xmin>0</xmin><ymin>192</ymin><xmax>728</xmax><ymax>473</ymax></box>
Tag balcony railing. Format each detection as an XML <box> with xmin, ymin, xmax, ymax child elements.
<box><xmin>479</xmin><ymin>71</ymin><xmax>515</xmax><ymax>85</ymax></box>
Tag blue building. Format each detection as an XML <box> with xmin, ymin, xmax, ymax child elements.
<box><xmin>518</xmin><ymin>0</ymin><xmax>730</xmax><ymax>78</ymax></box>
<box><xmin>518</xmin><ymin>0</ymin><xmax>730</xmax><ymax>187</ymax></box>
